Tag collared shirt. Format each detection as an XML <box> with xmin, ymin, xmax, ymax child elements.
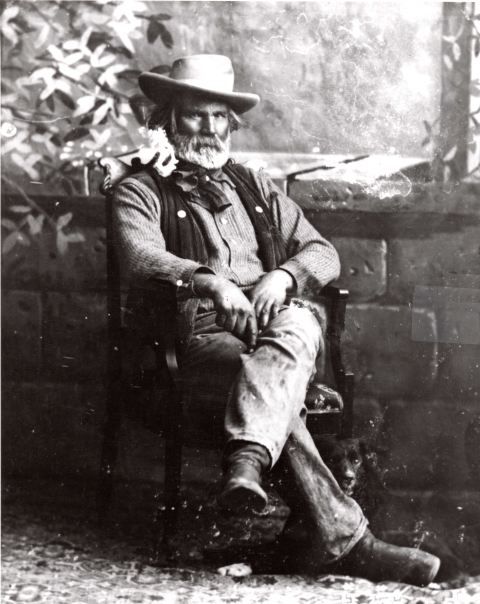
<box><xmin>112</xmin><ymin>165</ymin><xmax>340</xmax><ymax>341</ymax></box>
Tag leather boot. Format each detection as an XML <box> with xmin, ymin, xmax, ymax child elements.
<box><xmin>332</xmin><ymin>529</ymin><xmax>441</xmax><ymax>587</ymax></box>
<box><xmin>216</xmin><ymin>441</ymin><xmax>270</xmax><ymax>513</ymax></box>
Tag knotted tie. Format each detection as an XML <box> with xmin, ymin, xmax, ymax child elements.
<box><xmin>171</xmin><ymin>161</ymin><xmax>233</xmax><ymax>212</ymax></box>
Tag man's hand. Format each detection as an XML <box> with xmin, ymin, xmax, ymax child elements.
<box><xmin>192</xmin><ymin>273</ymin><xmax>258</xmax><ymax>349</ymax></box>
<box><xmin>249</xmin><ymin>269</ymin><xmax>296</xmax><ymax>331</ymax></box>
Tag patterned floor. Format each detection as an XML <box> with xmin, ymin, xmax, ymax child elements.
<box><xmin>3</xmin><ymin>478</ymin><xmax>480</xmax><ymax>604</ymax></box>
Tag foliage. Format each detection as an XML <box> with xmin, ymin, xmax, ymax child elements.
<box><xmin>1</xmin><ymin>0</ymin><xmax>173</xmax><ymax>255</ymax></box>
<box><xmin>422</xmin><ymin>5</ymin><xmax>480</xmax><ymax>181</ymax></box>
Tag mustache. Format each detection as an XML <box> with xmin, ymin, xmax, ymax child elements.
<box><xmin>176</xmin><ymin>133</ymin><xmax>227</xmax><ymax>152</ymax></box>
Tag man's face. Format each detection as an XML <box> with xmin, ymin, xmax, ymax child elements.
<box><xmin>177</xmin><ymin>98</ymin><xmax>230</xmax><ymax>140</ymax></box>
<box><xmin>172</xmin><ymin>96</ymin><xmax>231</xmax><ymax>169</ymax></box>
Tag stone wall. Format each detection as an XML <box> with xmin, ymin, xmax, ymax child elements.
<box><xmin>2</xmin><ymin>180</ymin><xmax>480</xmax><ymax>491</ymax></box>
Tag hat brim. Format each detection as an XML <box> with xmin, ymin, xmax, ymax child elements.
<box><xmin>139</xmin><ymin>72</ymin><xmax>260</xmax><ymax>114</ymax></box>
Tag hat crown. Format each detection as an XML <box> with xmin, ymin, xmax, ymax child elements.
<box><xmin>168</xmin><ymin>55</ymin><xmax>234</xmax><ymax>94</ymax></box>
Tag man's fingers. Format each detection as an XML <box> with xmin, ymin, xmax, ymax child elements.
<box><xmin>246</xmin><ymin>315</ymin><xmax>258</xmax><ymax>351</ymax></box>
<box><xmin>270</xmin><ymin>303</ymin><xmax>280</xmax><ymax>322</ymax></box>
<box><xmin>258</xmin><ymin>300</ymin><xmax>273</xmax><ymax>330</ymax></box>
<box><xmin>234</xmin><ymin>312</ymin><xmax>248</xmax><ymax>340</ymax></box>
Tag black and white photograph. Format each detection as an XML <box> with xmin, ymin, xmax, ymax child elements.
<box><xmin>2</xmin><ymin>1</ymin><xmax>480</xmax><ymax>602</ymax></box>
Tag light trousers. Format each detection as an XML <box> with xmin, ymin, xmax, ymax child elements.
<box><xmin>181</xmin><ymin>305</ymin><xmax>367</xmax><ymax>564</ymax></box>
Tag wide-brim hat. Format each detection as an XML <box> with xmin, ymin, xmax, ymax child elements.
<box><xmin>138</xmin><ymin>54</ymin><xmax>260</xmax><ymax>114</ymax></box>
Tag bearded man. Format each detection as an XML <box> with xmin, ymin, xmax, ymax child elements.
<box><xmin>112</xmin><ymin>55</ymin><xmax>439</xmax><ymax>586</ymax></box>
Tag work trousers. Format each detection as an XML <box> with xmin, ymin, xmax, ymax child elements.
<box><xmin>181</xmin><ymin>305</ymin><xmax>367</xmax><ymax>564</ymax></box>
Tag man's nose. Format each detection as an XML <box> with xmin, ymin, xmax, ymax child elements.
<box><xmin>201</xmin><ymin>116</ymin><xmax>216</xmax><ymax>135</ymax></box>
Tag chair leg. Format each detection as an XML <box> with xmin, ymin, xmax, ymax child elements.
<box><xmin>97</xmin><ymin>382</ymin><xmax>122</xmax><ymax>522</ymax></box>
<box><xmin>162</xmin><ymin>437</ymin><xmax>183</xmax><ymax>557</ymax></box>
<box><xmin>340</xmin><ymin>373</ymin><xmax>355</xmax><ymax>439</ymax></box>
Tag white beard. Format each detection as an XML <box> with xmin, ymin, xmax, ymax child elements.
<box><xmin>171</xmin><ymin>132</ymin><xmax>231</xmax><ymax>169</ymax></box>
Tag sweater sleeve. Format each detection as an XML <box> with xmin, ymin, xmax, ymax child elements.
<box><xmin>111</xmin><ymin>176</ymin><xmax>214</xmax><ymax>298</ymax></box>
<box><xmin>252</xmin><ymin>169</ymin><xmax>341</xmax><ymax>296</ymax></box>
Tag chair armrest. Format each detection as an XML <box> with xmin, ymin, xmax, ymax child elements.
<box><xmin>316</xmin><ymin>283</ymin><xmax>355</xmax><ymax>437</ymax></box>
<box><xmin>134</xmin><ymin>282</ymin><xmax>183</xmax><ymax>389</ymax></box>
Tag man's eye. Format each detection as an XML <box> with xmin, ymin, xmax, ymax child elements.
<box><xmin>215</xmin><ymin>112</ymin><xmax>227</xmax><ymax>118</ymax></box>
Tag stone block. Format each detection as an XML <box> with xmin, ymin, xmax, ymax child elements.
<box><xmin>388</xmin><ymin>225</ymin><xmax>480</xmax><ymax>303</ymax></box>
<box><xmin>343</xmin><ymin>305</ymin><xmax>438</xmax><ymax>397</ymax></box>
<box><xmin>412</xmin><ymin>286</ymin><xmax>480</xmax><ymax>345</ymax></box>
<box><xmin>382</xmin><ymin>399</ymin><xmax>478</xmax><ymax>490</ymax></box>
<box><xmin>42</xmin><ymin>292</ymin><xmax>107</xmax><ymax>381</ymax></box>
<box><xmin>331</xmin><ymin>237</ymin><xmax>387</xmax><ymax>302</ymax></box>
<box><xmin>2</xmin><ymin>381</ymin><xmax>101</xmax><ymax>477</ymax></box>
<box><xmin>436</xmin><ymin>343</ymin><xmax>480</xmax><ymax>399</ymax></box>
<box><xmin>1</xmin><ymin>291</ymin><xmax>42</xmax><ymax>378</ymax></box>
<box><xmin>39</xmin><ymin>227</ymin><xmax>107</xmax><ymax>291</ymax></box>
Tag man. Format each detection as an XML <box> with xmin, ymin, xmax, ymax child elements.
<box><xmin>113</xmin><ymin>54</ymin><xmax>439</xmax><ymax>585</ymax></box>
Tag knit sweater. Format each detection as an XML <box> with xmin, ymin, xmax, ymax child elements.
<box><xmin>112</xmin><ymin>165</ymin><xmax>340</xmax><ymax>348</ymax></box>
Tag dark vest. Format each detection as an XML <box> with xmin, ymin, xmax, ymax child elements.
<box><xmin>131</xmin><ymin>163</ymin><xmax>287</xmax><ymax>271</ymax></box>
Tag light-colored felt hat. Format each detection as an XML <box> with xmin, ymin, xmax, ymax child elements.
<box><xmin>138</xmin><ymin>54</ymin><xmax>260</xmax><ymax>114</ymax></box>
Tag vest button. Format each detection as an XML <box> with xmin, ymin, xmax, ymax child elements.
<box><xmin>177</xmin><ymin>210</ymin><xmax>187</xmax><ymax>218</ymax></box>
<box><xmin>255</xmin><ymin>206</ymin><xmax>263</xmax><ymax>213</ymax></box>
<box><xmin>221</xmin><ymin>218</ymin><xmax>228</xmax><ymax>224</ymax></box>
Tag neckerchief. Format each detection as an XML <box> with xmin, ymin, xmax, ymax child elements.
<box><xmin>170</xmin><ymin>160</ymin><xmax>234</xmax><ymax>212</ymax></box>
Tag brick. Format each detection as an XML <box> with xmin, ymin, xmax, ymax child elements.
<box><xmin>42</xmin><ymin>292</ymin><xmax>107</xmax><ymax>381</ymax></box>
<box><xmin>39</xmin><ymin>227</ymin><xmax>107</xmax><ymax>291</ymax></box>
<box><xmin>1</xmin><ymin>291</ymin><xmax>42</xmax><ymax>378</ymax></box>
<box><xmin>343</xmin><ymin>305</ymin><xmax>438</xmax><ymax>397</ymax></box>
<box><xmin>382</xmin><ymin>399</ymin><xmax>478</xmax><ymax>490</ymax></box>
<box><xmin>388</xmin><ymin>225</ymin><xmax>480</xmax><ymax>303</ymax></box>
<box><xmin>331</xmin><ymin>237</ymin><xmax>387</xmax><ymax>302</ymax></box>
<box><xmin>2</xmin><ymin>381</ymin><xmax>101</xmax><ymax>477</ymax></box>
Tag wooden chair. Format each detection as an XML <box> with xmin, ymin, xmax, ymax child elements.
<box><xmin>96</xmin><ymin>156</ymin><xmax>355</xmax><ymax>554</ymax></box>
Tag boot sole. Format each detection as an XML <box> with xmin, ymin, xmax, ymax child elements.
<box><xmin>217</xmin><ymin>480</ymin><xmax>268</xmax><ymax>513</ymax></box>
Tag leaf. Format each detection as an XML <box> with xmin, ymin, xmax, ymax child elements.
<box><xmin>2</xmin><ymin>231</ymin><xmax>21</xmax><ymax>254</ymax></box>
<box><xmin>64</xmin><ymin>127</ymin><xmax>90</xmax><ymax>142</ymax></box>
<box><xmin>109</xmin><ymin>45</ymin><xmax>133</xmax><ymax>59</ymax></box>
<box><xmin>147</xmin><ymin>19</ymin><xmax>162</xmax><ymax>44</ymax></box>
<box><xmin>92</xmin><ymin>101</ymin><xmax>110</xmax><ymax>125</ymax></box>
<box><xmin>159</xmin><ymin>23</ymin><xmax>173</xmax><ymax>49</ymax></box>
<box><xmin>475</xmin><ymin>38</ymin><xmax>480</xmax><ymax>58</ymax></box>
<box><xmin>73</xmin><ymin>95</ymin><xmax>97</xmax><ymax>117</ymax></box>
<box><xmin>65</xmin><ymin>232</ymin><xmax>85</xmax><ymax>243</ymax></box>
<box><xmin>1</xmin><ymin>218</ymin><xmax>18</xmax><ymax>231</ymax></box>
<box><xmin>47</xmin><ymin>44</ymin><xmax>64</xmax><ymax>62</ymax></box>
<box><xmin>421</xmin><ymin>136</ymin><xmax>430</xmax><ymax>147</ymax></box>
<box><xmin>54</xmin><ymin>90</ymin><xmax>75</xmax><ymax>110</ymax></box>
<box><xmin>27</xmin><ymin>214</ymin><xmax>45</xmax><ymax>236</ymax></box>
<box><xmin>56</xmin><ymin>212</ymin><xmax>73</xmax><ymax>231</ymax></box>
<box><xmin>150</xmin><ymin>64</ymin><xmax>171</xmax><ymax>74</ymax></box>
<box><xmin>117</xmin><ymin>69</ymin><xmax>142</xmax><ymax>79</ymax></box>
<box><xmin>87</xmin><ymin>31</ymin><xmax>112</xmax><ymax>52</ymax></box>
<box><xmin>45</xmin><ymin>94</ymin><xmax>55</xmax><ymax>112</ymax></box>
<box><xmin>443</xmin><ymin>146</ymin><xmax>457</xmax><ymax>162</ymax></box>
<box><xmin>470</xmin><ymin>82</ymin><xmax>480</xmax><ymax>97</ymax></box>
<box><xmin>9</xmin><ymin>206</ymin><xmax>31</xmax><ymax>214</ymax></box>
<box><xmin>452</xmin><ymin>42</ymin><xmax>461</xmax><ymax>62</ymax></box>
<box><xmin>56</xmin><ymin>231</ymin><xmax>68</xmax><ymax>255</ymax></box>
<box><xmin>443</xmin><ymin>54</ymin><xmax>453</xmax><ymax>70</ymax></box>
<box><xmin>152</xmin><ymin>13</ymin><xmax>172</xmax><ymax>21</ymax></box>
<box><xmin>129</xmin><ymin>94</ymin><xmax>152</xmax><ymax>125</ymax></box>
<box><xmin>423</xmin><ymin>120</ymin><xmax>432</xmax><ymax>134</ymax></box>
